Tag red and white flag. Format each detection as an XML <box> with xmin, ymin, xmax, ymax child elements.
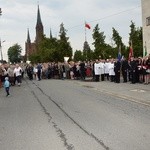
<box><xmin>128</xmin><ymin>41</ymin><xmax>133</xmax><ymax>60</ymax></box>
<box><xmin>85</xmin><ymin>23</ymin><xmax>91</xmax><ymax>29</ymax></box>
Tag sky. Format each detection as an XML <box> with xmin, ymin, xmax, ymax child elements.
<box><xmin>0</xmin><ymin>0</ymin><xmax>142</xmax><ymax>61</ymax></box>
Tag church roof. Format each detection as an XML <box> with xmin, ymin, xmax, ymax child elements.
<box><xmin>27</xmin><ymin>28</ymin><xmax>31</xmax><ymax>43</ymax></box>
<box><xmin>36</xmin><ymin>5</ymin><xmax>42</xmax><ymax>26</ymax></box>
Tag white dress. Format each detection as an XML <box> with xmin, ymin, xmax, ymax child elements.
<box><xmin>94</xmin><ymin>63</ymin><xmax>101</xmax><ymax>75</ymax></box>
<box><xmin>108</xmin><ymin>63</ymin><xmax>115</xmax><ymax>76</ymax></box>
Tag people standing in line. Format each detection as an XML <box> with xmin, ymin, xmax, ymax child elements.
<box><xmin>37</xmin><ymin>63</ymin><xmax>42</xmax><ymax>81</ymax></box>
<box><xmin>114</xmin><ymin>59</ymin><xmax>121</xmax><ymax>83</ymax></box>
<box><xmin>4</xmin><ymin>77</ymin><xmax>10</xmax><ymax>96</ymax></box>
<box><xmin>79</xmin><ymin>61</ymin><xmax>86</xmax><ymax>80</ymax></box>
<box><xmin>7</xmin><ymin>64</ymin><xmax>15</xmax><ymax>86</ymax></box>
<box><xmin>108</xmin><ymin>59</ymin><xmax>115</xmax><ymax>82</ymax></box>
<box><xmin>143</xmin><ymin>58</ymin><xmax>149</xmax><ymax>84</ymax></box>
<box><xmin>121</xmin><ymin>57</ymin><xmax>129</xmax><ymax>83</ymax></box>
<box><xmin>94</xmin><ymin>59</ymin><xmax>101</xmax><ymax>82</ymax></box>
<box><xmin>129</xmin><ymin>57</ymin><xmax>137</xmax><ymax>84</ymax></box>
<box><xmin>104</xmin><ymin>59</ymin><xmax>110</xmax><ymax>81</ymax></box>
<box><xmin>1</xmin><ymin>64</ymin><xmax>8</xmax><ymax>84</ymax></box>
<box><xmin>135</xmin><ymin>58</ymin><xmax>140</xmax><ymax>83</ymax></box>
<box><xmin>146</xmin><ymin>54</ymin><xmax>150</xmax><ymax>84</ymax></box>
<box><xmin>99</xmin><ymin>59</ymin><xmax>105</xmax><ymax>81</ymax></box>
<box><xmin>137</xmin><ymin>57</ymin><xmax>144</xmax><ymax>83</ymax></box>
<box><xmin>13</xmin><ymin>64</ymin><xmax>22</xmax><ymax>86</ymax></box>
<box><xmin>33</xmin><ymin>64</ymin><xmax>38</xmax><ymax>80</ymax></box>
<box><xmin>92</xmin><ymin>61</ymin><xmax>96</xmax><ymax>81</ymax></box>
<box><xmin>27</xmin><ymin>64</ymin><xmax>34</xmax><ymax>80</ymax></box>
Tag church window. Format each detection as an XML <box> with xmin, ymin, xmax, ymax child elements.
<box><xmin>146</xmin><ymin>16</ymin><xmax>150</xmax><ymax>26</ymax></box>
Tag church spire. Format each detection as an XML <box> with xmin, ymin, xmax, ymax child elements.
<box><xmin>36</xmin><ymin>4</ymin><xmax>44</xmax><ymax>44</ymax></box>
<box><xmin>37</xmin><ymin>4</ymin><xmax>42</xmax><ymax>26</ymax></box>
<box><xmin>27</xmin><ymin>28</ymin><xmax>31</xmax><ymax>43</ymax></box>
<box><xmin>50</xmin><ymin>28</ymin><xmax>53</xmax><ymax>39</ymax></box>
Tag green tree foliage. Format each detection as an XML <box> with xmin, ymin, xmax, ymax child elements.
<box><xmin>112</xmin><ymin>27</ymin><xmax>123</xmax><ymax>47</ymax></box>
<box><xmin>92</xmin><ymin>24</ymin><xmax>106</xmax><ymax>59</ymax></box>
<box><xmin>112</xmin><ymin>27</ymin><xmax>127</xmax><ymax>58</ymax></box>
<box><xmin>83</xmin><ymin>41</ymin><xmax>93</xmax><ymax>61</ymax></box>
<box><xmin>129</xmin><ymin>21</ymin><xmax>143</xmax><ymax>57</ymax></box>
<box><xmin>38</xmin><ymin>37</ymin><xmax>59</xmax><ymax>62</ymax></box>
<box><xmin>57</xmin><ymin>23</ymin><xmax>73</xmax><ymax>61</ymax></box>
<box><xmin>7</xmin><ymin>43</ymin><xmax>22</xmax><ymax>63</ymax></box>
<box><xmin>29</xmin><ymin>23</ymin><xmax>73</xmax><ymax>63</ymax></box>
<box><xmin>74</xmin><ymin>50</ymin><xmax>84</xmax><ymax>61</ymax></box>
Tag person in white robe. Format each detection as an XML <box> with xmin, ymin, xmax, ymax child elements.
<box><xmin>108</xmin><ymin>59</ymin><xmax>115</xmax><ymax>82</ymax></box>
<box><xmin>99</xmin><ymin>60</ymin><xmax>105</xmax><ymax>81</ymax></box>
<box><xmin>94</xmin><ymin>60</ymin><xmax>101</xmax><ymax>81</ymax></box>
<box><xmin>104</xmin><ymin>59</ymin><xmax>110</xmax><ymax>81</ymax></box>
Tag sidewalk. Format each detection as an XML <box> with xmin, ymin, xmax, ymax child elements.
<box><xmin>77</xmin><ymin>79</ymin><xmax>150</xmax><ymax>107</ymax></box>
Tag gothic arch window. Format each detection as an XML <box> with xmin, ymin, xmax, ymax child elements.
<box><xmin>146</xmin><ymin>16</ymin><xmax>150</xmax><ymax>26</ymax></box>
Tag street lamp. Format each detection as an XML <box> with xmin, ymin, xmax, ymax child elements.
<box><xmin>0</xmin><ymin>8</ymin><xmax>2</xmax><ymax>16</ymax></box>
<box><xmin>0</xmin><ymin>40</ymin><xmax>5</xmax><ymax>62</ymax></box>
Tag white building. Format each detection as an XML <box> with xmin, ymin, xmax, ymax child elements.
<box><xmin>141</xmin><ymin>0</ymin><xmax>150</xmax><ymax>56</ymax></box>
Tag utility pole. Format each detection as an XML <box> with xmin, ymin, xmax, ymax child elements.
<box><xmin>0</xmin><ymin>40</ymin><xmax>5</xmax><ymax>62</ymax></box>
<box><xmin>0</xmin><ymin>8</ymin><xmax>2</xmax><ymax>16</ymax></box>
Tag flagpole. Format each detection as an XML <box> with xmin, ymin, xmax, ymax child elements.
<box><xmin>131</xmin><ymin>40</ymin><xmax>133</xmax><ymax>57</ymax></box>
<box><xmin>85</xmin><ymin>21</ymin><xmax>87</xmax><ymax>42</ymax></box>
<box><xmin>144</xmin><ymin>41</ymin><xmax>147</xmax><ymax>57</ymax></box>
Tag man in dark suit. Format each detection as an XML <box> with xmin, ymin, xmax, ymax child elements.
<box><xmin>114</xmin><ymin>59</ymin><xmax>121</xmax><ymax>83</ymax></box>
<box><xmin>121</xmin><ymin>57</ymin><xmax>129</xmax><ymax>83</ymax></box>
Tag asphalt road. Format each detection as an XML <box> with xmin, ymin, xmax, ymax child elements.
<box><xmin>0</xmin><ymin>79</ymin><xmax>150</xmax><ymax>150</ymax></box>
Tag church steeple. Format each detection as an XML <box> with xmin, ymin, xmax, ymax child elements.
<box><xmin>37</xmin><ymin>5</ymin><xmax>42</xmax><ymax>25</ymax></box>
<box><xmin>27</xmin><ymin>28</ymin><xmax>31</xmax><ymax>43</ymax></box>
<box><xmin>50</xmin><ymin>28</ymin><xmax>53</xmax><ymax>39</ymax></box>
<box><xmin>36</xmin><ymin>4</ymin><xmax>44</xmax><ymax>44</ymax></box>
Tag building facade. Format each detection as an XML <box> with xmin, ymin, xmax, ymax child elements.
<box><xmin>141</xmin><ymin>0</ymin><xmax>150</xmax><ymax>56</ymax></box>
<box><xmin>25</xmin><ymin>5</ymin><xmax>44</xmax><ymax>61</ymax></box>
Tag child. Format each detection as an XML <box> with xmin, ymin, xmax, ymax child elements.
<box><xmin>4</xmin><ymin>77</ymin><xmax>10</xmax><ymax>96</ymax></box>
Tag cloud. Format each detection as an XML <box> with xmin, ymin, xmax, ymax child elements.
<box><xmin>0</xmin><ymin>0</ymin><xmax>142</xmax><ymax>61</ymax></box>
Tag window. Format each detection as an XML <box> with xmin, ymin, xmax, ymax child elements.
<box><xmin>146</xmin><ymin>17</ymin><xmax>150</xmax><ymax>26</ymax></box>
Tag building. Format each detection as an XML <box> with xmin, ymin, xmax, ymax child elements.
<box><xmin>141</xmin><ymin>0</ymin><xmax>150</xmax><ymax>56</ymax></box>
<box><xmin>25</xmin><ymin>5</ymin><xmax>44</xmax><ymax>61</ymax></box>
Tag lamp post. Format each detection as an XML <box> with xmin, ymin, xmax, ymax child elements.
<box><xmin>0</xmin><ymin>40</ymin><xmax>5</xmax><ymax>62</ymax></box>
<box><xmin>0</xmin><ymin>8</ymin><xmax>2</xmax><ymax>16</ymax></box>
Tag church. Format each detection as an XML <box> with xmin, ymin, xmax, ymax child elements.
<box><xmin>25</xmin><ymin>5</ymin><xmax>44</xmax><ymax>61</ymax></box>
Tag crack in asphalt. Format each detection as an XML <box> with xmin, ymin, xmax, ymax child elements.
<box><xmin>26</xmin><ymin>82</ymin><xmax>75</xmax><ymax>150</ymax></box>
<box><xmin>31</xmin><ymin>81</ymin><xmax>110</xmax><ymax>150</ymax></box>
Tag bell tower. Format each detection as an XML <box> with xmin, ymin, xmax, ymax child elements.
<box><xmin>35</xmin><ymin>5</ymin><xmax>44</xmax><ymax>44</ymax></box>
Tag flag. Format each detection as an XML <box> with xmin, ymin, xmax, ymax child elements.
<box><xmin>144</xmin><ymin>41</ymin><xmax>147</xmax><ymax>57</ymax></box>
<box><xmin>117</xmin><ymin>45</ymin><xmax>122</xmax><ymax>62</ymax></box>
<box><xmin>128</xmin><ymin>41</ymin><xmax>133</xmax><ymax>60</ymax></box>
<box><xmin>85</xmin><ymin>23</ymin><xmax>91</xmax><ymax>29</ymax></box>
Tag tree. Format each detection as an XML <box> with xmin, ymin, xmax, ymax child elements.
<box><xmin>83</xmin><ymin>41</ymin><xmax>93</xmax><ymax>61</ymax></box>
<box><xmin>7</xmin><ymin>43</ymin><xmax>22</xmax><ymax>63</ymax></box>
<box><xmin>112</xmin><ymin>27</ymin><xmax>122</xmax><ymax>47</ymax></box>
<box><xmin>38</xmin><ymin>37</ymin><xmax>59</xmax><ymax>62</ymax></box>
<box><xmin>92</xmin><ymin>24</ymin><xmax>106</xmax><ymax>59</ymax></box>
<box><xmin>57</xmin><ymin>23</ymin><xmax>73</xmax><ymax>61</ymax></box>
<box><xmin>112</xmin><ymin>27</ymin><xmax>126</xmax><ymax>58</ymax></box>
<box><xmin>74</xmin><ymin>50</ymin><xmax>84</xmax><ymax>61</ymax></box>
<box><xmin>129</xmin><ymin>21</ymin><xmax>143</xmax><ymax>57</ymax></box>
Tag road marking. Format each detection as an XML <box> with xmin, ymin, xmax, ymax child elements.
<box><xmin>130</xmin><ymin>89</ymin><xmax>146</xmax><ymax>93</ymax></box>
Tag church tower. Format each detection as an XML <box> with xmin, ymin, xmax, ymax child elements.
<box><xmin>25</xmin><ymin>4</ymin><xmax>44</xmax><ymax>61</ymax></box>
<box><xmin>35</xmin><ymin>5</ymin><xmax>44</xmax><ymax>44</ymax></box>
<box><xmin>25</xmin><ymin>28</ymin><xmax>31</xmax><ymax>60</ymax></box>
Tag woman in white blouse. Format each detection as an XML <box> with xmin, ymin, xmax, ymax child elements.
<box><xmin>13</xmin><ymin>64</ymin><xmax>22</xmax><ymax>86</ymax></box>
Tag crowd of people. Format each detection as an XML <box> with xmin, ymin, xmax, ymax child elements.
<box><xmin>0</xmin><ymin>54</ymin><xmax>150</xmax><ymax>95</ymax></box>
